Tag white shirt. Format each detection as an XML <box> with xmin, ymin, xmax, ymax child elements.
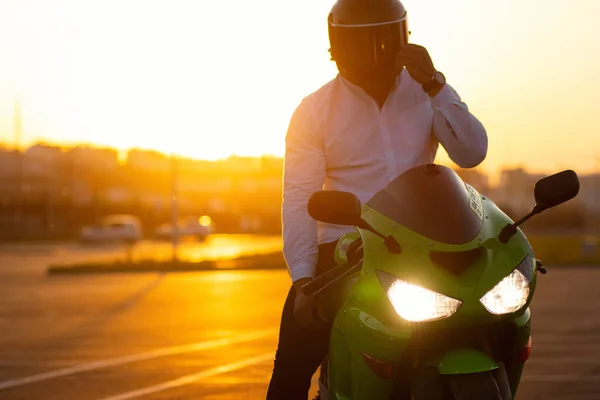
<box><xmin>282</xmin><ymin>69</ymin><xmax>488</xmax><ymax>283</ymax></box>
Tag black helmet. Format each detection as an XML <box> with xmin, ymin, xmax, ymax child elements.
<box><xmin>328</xmin><ymin>0</ymin><xmax>409</xmax><ymax>80</ymax></box>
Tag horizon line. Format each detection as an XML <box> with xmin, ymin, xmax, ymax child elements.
<box><xmin>0</xmin><ymin>138</ymin><xmax>596</xmax><ymax>177</ymax></box>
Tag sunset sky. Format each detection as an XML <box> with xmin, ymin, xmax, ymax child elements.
<box><xmin>0</xmin><ymin>0</ymin><xmax>598</xmax><ymax>177</ymax></box>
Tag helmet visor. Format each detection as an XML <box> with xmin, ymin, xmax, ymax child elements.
<box><xmin>329</xmin><ymin>16</ymin><xmax>409</xmax><ymax>67</ymax></box>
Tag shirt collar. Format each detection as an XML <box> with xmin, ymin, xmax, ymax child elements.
<box><xmin>337</xmin><ymin>69</ymin><xmax>406</xmax><ymax>101</ymax></box>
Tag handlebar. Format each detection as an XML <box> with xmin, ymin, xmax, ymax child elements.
<box><xmin>302</xmin><ymin>260</ymin><xmax>362</xmax><ymax>297</ymax></box>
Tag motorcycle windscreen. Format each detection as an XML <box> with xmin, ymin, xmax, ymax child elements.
<box><xmin>366</xmin><ymin>165</ymin><xmax>484</xmax><ymax>245</ymax></box>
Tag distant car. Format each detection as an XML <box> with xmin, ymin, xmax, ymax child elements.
<box><xmin>80</xmin><ymin>215</ymin><xmax>142</xmax><ymax>243</ymax></box>
<box><xmin>155</xmin><ymin>216</ymin><xmax>215</xmax><ymax>240</ymax></box>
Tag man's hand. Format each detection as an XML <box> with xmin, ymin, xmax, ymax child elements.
<box><xmin>396</xmin><ymin>44</ymin><xmax>436</xmax><ymax>86</ymax></box>
<box><xmin>293</xmin><ymin>278</ymin><xmax>324</xmax><ymax>330</ymax></box>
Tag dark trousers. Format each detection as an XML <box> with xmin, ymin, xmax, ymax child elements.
<box><xmin>266</xmin><ymin>241</ymin><xmax>339</xmax><ymax>400</ymax></box>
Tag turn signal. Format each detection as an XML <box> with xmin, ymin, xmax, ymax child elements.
<box><xmin>360</xmin><ymin>351</ymin><xmax>396</xmax><ymax>379</ymax></box>
<box><xmin>516</xmin><ymin>336</ymin><xmax>532</xmax><ymax>363</ymax></box>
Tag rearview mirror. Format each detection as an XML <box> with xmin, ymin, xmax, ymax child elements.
<box><xmin>534</xmin><ymin>170</ymin><xmax>580</xmax><ymax>212</ymax></box>
<box><xmin>308</xmin><ymin>191</ymin><xmax>362</xmax><ymax>226</ymax></box>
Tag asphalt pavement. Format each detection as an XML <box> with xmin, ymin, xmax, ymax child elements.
<box><xmin>1</xmin><ymin>243</ymin><xmax>600</xmax><ymax>399</ymax></box>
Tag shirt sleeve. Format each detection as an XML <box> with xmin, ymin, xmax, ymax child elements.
<box><xmin>282</xmin><ymin>98</ymin><xmax>326</xmax><ymax>283</ymax></box>
<box><xmin>430</xmin><ymin>84</ymin><xmax>488</xmax><ymax>168</ymax></box>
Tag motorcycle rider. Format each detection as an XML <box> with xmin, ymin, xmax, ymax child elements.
<box><xmin>267</xmin><ymin>0</ymin><xmax>488</xmax><ymax>398</ymax></box>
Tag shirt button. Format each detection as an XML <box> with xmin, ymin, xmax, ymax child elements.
<box><xmin>385</xmin><ymin>149</ymin><xmax>394</xmax><ymax>163</ymax></box>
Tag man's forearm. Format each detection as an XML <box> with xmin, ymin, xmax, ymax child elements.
<box><xmin>430</xmin><ymin>84</ymin><xmax>488</xmax><ymax>168</ymax></box>
<box><xmin>282</xmin><ymin>196</ymin><xmax>320</xmax><ymax>283</ymax></box>
<box><xmin>281</xmin><ymin>97</ymin><xmax>326</xmax><ymax>283</ymax></box>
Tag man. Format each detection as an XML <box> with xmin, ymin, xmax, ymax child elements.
<box><xmin>266</xmin><ymin>0</ymin><xmax>488</xmax><ymax>398</ymax></box>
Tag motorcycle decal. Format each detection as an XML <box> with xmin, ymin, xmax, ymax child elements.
<box><xmin>465</xmin><ymin>184</ymin><xmax>484</xmax><ymax>221</ymax></box>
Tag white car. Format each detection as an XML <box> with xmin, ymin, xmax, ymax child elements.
<box><xmin>155</xmin><ymin>216</ymin><xmax>215</xmax><ymax>240</ymax></box>
<box><xmin>80</xmin><ymin>215</ymin><xmax>142</xmax><ymax>243</ymax></box>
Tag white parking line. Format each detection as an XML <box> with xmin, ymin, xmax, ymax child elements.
<box><xmin>100</xmin><ymin>352</ymin><xmax>274</xmax><ymax>400</ymax></box>
<box><xmin>0</xmin><ymin>329</ymin><xmax>275</xmax><ymax>391</ymax></box>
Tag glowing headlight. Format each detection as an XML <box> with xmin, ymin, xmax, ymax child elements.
<box><xmin>480</xmin><ymin>269</ymin><xmax>530</xmax><ymax>315</ymax></box>
<box><xmin>386</xmin><ymin>280</ymin><xmax>462</xmax><ymax>322</ymax></box>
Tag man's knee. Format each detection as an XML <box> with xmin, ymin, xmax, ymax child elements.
<box><xmin>268</xmin><ymin>287</ymin><xmax>330</xmax><ymax>398</ymax></box>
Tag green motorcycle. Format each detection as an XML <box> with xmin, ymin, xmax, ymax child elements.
<box><xmin>303</xmin><ymin>164</ymin><xmax>579</xmax><ymax>400</ymax></box>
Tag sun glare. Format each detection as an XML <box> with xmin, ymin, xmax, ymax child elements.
<box><xmin>0</xmin><ymin>0</ymin><xmax>338</xmax><ymax>160</ymax></box>
<box><xmin>0</xmin><ymin>0</ymin><xmax>598</xmax><ymax>174</ymax></box>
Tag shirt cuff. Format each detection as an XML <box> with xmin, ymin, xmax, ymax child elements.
<box><xmin>290</xmin><ymin>262</ymin><xmax>315</xmax><ymax>283</ymax></box>
<box><xmin>429</xmin><ymin>84</ymin><xmax>459</xmax><ymax>111</ymax></box>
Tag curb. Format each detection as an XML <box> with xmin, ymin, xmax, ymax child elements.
<box><xmin>47</xmin><ymin>253</ymin><xmax>287</xmax><ymax>275</ymax></box>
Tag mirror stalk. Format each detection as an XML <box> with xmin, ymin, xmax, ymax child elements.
<box><xmin>357</xmin><ymin>220</ymin><xmax>402</xmax><ymax>254</ymax></box>
<box><xmin>499</xmin><ymin>169</ymin><xmax>580</xmax><ymax>244</ymax></box>
<box><xmin>498</xmin><ymin>205</ymin><xmax>543</xmax><ymax>244</ymax></box>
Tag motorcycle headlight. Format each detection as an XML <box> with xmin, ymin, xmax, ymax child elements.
<box><xmin>378</xmin><ymin>271</ymin><xmax>462</xmax><ymax>322</ymax></box>
<box><xmin>480</xmin><ymin>269</ymin><xmax>530</xmax><ymax>315</ymax></box>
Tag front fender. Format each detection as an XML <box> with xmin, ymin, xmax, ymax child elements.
<box><xmin>426</xmin><ymin>348</ymin><xmax>499</xmax><ymax>375</ymax></box>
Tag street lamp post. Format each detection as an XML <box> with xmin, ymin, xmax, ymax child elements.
<box><xmin>13</xmin><ymin>98</ymin><xmax>22</xmax><ymax>238</ymax></box>
<box><xmin>171</xmin><ymin>152</ymin><xmax>179</xmax><ymax>264</ymax></box>
<box><xmin>581</xmin><ymin>153</ymin><xmax>600</xmax><ymax>234</ymax></box>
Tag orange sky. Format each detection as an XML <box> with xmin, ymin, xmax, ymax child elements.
<box><xmin>0</xmin><ymin>0</ymin><xmax>599</xmax><ymax>177</ymax></box>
